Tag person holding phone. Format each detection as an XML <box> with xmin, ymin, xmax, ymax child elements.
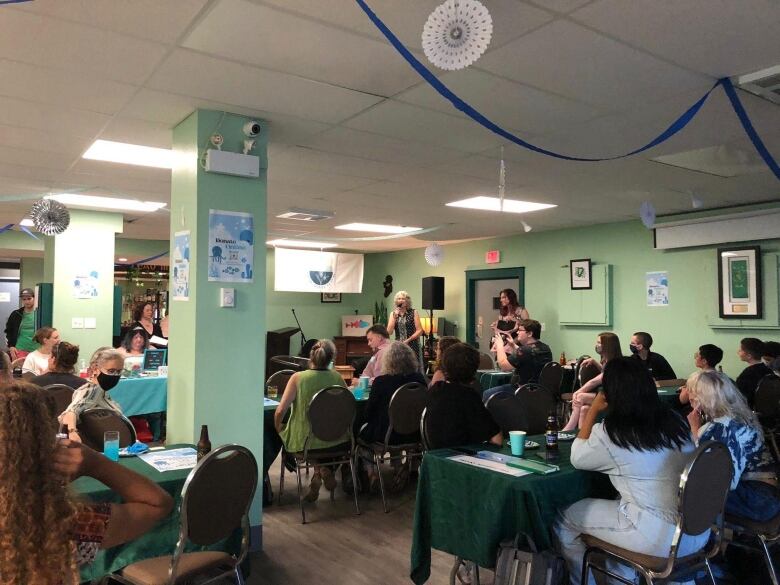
<box><xmin>386</xmin><ymin>290</ymin><xmax>424</xmax><ymax>368</ymax></box>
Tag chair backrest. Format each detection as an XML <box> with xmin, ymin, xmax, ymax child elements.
<box><xmin>678</xmin><ymin>441</ymin><xmax>734</xmax><ymax>537</ymax></box>
<box><xmin>485</xmin><ymin>391</ymin><xmax>528</xmax><ymax>433</ymax></box>
<box><xmin>514</xmin><ymin>383</ymin><xmax>554</xmax><ymax>435</ymax></box>
<box><xmin>78</xmin><ymin>408</ymin><xmax>137</xmax><ymax>450</ymax></box>
<box><xmin>538</xmin><ymin>361</ymin><xmax>563</xmax><ymax>394</ymax></box>
<box><xmin>387</xmin><ymin>382</ymin><xmax>428</xmax><ymax>438</ymax></box>
<box><xmin>307</xmin><ymin>385</ymin><xmax>355</xmax><ymax>442</ymax></box>
<box><xmin>478</xmin><ymin>352</ymin><xmax>495</xmax><ymax>370</ymax></box>
<box><xmin>578</xmin><ymin>361</ymin><xmax>601</xmax><ymax>387</ymax></box>
<box><xmin>420</xmin><ymin>407</ymin><xmax>432</xmax><ymax>451</ymax></box>
<box><xmin>269</xmin><ymin>355</ymin><xmax>309</xmax><ymax>372</ymax></box>
<box><xmin>755</xmin><ymin>375</ymin><xmax>780</xmax><ymax>420</ymax></box>
<box><xmin>571</xmin><ymin>354</ymin><xmax>591</xmax><ymax>391</ymax></box>
<box><xmin>265</xmin><ymin>369</ymin><xmax>294</xmax><ymax>395</ymax></box>
<box><xmin>44</xmin><ymin>384</ymin><xmax>75</xmax><ymax>416</ymax></box>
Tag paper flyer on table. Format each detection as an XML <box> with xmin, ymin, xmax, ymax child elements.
<box><xmin>208</xmin><ymin>210</ymin><xmax>254</xmax><ymax>283</ymax></box>
<box><xmin>139</xmin><ymin>447</ymin><xmax>197</xmax><ymax>472</ymax></box>
<box><xmin>448</xmin><ymin>454</ymin><xmax>530</xmax><ymax>477</ymax></box>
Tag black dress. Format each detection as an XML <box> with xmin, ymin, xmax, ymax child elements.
<box><xmin>394</xmin><ymin>309</ymin><xmax>422</xmax><ymax>366</ymax></box>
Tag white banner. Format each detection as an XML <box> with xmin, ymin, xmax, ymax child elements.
<box><xmin>274</xmin><ymin>248</ymin><xmax>364</xmax><ymax>293</ymax></box>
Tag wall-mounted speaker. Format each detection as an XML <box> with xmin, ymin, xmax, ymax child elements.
<box><xmin>422</xmin><ymin>276</ymin><xmax>444</xmax><ymax>310</ymax></box>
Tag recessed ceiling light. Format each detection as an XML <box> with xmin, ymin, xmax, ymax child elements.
<box><xmin>117</xmin><ymin>257</ymin><xmax>128</xmax><ymax>262</ymax></box>
<box><xmin>19</xmin><ymin>218</ymin><xmax>34</xmax><ymax>227</ymax></box>
<box><xmin>45</xmin><ymin>193</ymin><xmax>166</xmax><ymax>213</ymax></box>
<box><xmin>446</xmin><ymin>196</ymin><xmax>556</xmax><ymax>214</ymax></box>
<box><xmin>267</xmin><ymin>239</ymin><xmax>338</xmax><ymax>249</ymax></box>
<box><xmin>83</xmin><ymin>139</ymin><xmax>174</xmax><ymax>169</ymax></box>
<box><xmin>335</xmin><ymin>223</ymin><xmax>422</xmax><ymax>234</ymax></box>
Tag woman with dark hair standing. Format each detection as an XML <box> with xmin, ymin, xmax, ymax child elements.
<box><xmin>491</xmin><ymin>288</ymin><xmax>529</xmax><ymax>335</ymax></box>
<box><xmin>554</xmin><ymin>358</ymin><xmax>709</xmax><ymax>585</ymax></box>
<box><xmin>274</xmin><ymin>339</ymin><xmax>347</xmax><ymax>502</ymax></box>
<box><xmin>31</xmin><ymin>341</ymin><xmax>86</xmax><ymax>390</ymax></box>
<box><xmin>131</xmin><ymin>301</ymin><xmax>163</xmax><ymax>342</ymax></box>
<box><xmin>561</xmin><ymin>332</ymin><xmax>622</xmax><ymax>431</ymax></box>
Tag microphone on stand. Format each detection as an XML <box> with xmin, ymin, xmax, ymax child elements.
<box><xmin>291</xmin><ymin>308</ymin><xmax>307</xmax><ymax>350</ymax></box>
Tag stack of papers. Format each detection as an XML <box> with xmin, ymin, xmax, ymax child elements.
<box><xmin>139</xmin><ymin>447</ymin><xmax>197</xmax><ymax>472</ymax></box>
<box><xmin>448</xmin><ymin>454</ymin><xmax>530</xmax><ymax>477</ymax></box>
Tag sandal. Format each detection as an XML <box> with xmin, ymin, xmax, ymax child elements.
<box><xmin>303</xmin><ymin>473</ymin><xmax>322</xmax><ymax>502</ymax></box>
<box><xmin>320</xmin><ymin>467</ymin><xmax>337</xmax><ymax>492</ymax></box>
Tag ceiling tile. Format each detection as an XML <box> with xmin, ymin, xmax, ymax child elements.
<box><xmin>0</xmin><ymin>145</ymin><xmax>75</xmax><ymax>172</ymax></box>
<box><xmin>0</xmin><ymin>59</ymin><xmax>137</xmax><ymax>115</ymax></box>
<box><xmin>0</xmin><ymin>10</ymin><xmax>168</xmax><ymax>85</ymax></box>
<box><xmin>99</xmin><ymin>118</ymin><xmax>173</xmax><ymax>149</ymax></box>
<box><xmin>477</xmin><ymin>20</ymin><xmax>711</xmax><ymax>108</ymax></box>
<box><xmin>525</xmin><ymin>0</ymin><xmax>593</xmax><ymax>14</ymax></box>
<box><xmin>271</xmin><ymin>146</ymin><xmax>408</xmax><ymax>181</ymax></box>
<box><xmin>0</xmin><ymin>124</ymin><xmax>91</xmax><ymax>158</ymax></box>
<box><xmin>12</xmin><ymin>0</ymin><xmax>209</xmax><ymax>44</ymax></box>
<box><xmin>147</xmin><ymin>50</ymin><xmax>383</xmax><ymax>124</ymax></box>
<box><xmin>0</xmin><ymin>95</ymin><xmax>111</xmax><ymax>139</ymax></box>
<box><xmin>343</xmin><ymin>100</ymin><xmax>504</xmax><ymax>152</ymax></box>
<box><xmin>572</xmin><ymin>0</ymin><xmax>780</xmax><ymax>77</ymax></box>
<box><xmin>183</xmin><ymin>0</ymin><xmax>419</xmax><ymax>97</ymax></box>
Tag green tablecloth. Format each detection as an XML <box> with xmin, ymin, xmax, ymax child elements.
<box><xmin>409</xmin><ymin>437</ymin><xmax>615</xmax><ymax>584</ymax></box>
<box><xmin>477</xmin><ymin>369</ymin><xmax>512</xmax><ymax>391</ymax></box>
<box><xmin>656</xmin><ymin>387</ymin><xmax>681</xmax><ymax>405</ymax></box>
<box><xmin>74</xmin><ymin>444</ymin><xmax>239</xmax><ymax>582</ymax></box>
<box><xmin>110</xmin><ymin>376</ymin><xmax>167</xmax><ymax>416</ymax></box>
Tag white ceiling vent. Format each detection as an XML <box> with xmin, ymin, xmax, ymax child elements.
<box><xmin>736</xmin><ymin>65</ymin><xmax>780</xmax><ymax>105</ymax></box>
<box><xmin>275</xmin><ymin>207</ymin><xmax>335</xmax><ymax>222</ymax></box>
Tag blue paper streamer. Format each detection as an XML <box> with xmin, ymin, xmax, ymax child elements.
<box><xmin>0</xmin><ymin>224</ymin><xmax>14</xmax><ymax>234</ymax></box>
<box><xmin>118</xmin><ymin>251</ymin><xmax>169</xmax><ymax>267</ymax></box>
<box><xmin>355</xmin><ymin>0</ymin><xmax>779</xmax><ymax>177</ymax></box>
<box><xmin>0</xmin><ymin>1</ymin><xmax>34</xmax><ymax>4</ymax></box>
<box><xmin>19</xmin><ymin>225</ymin><xmax>40</xmax><ymax>240</ymax></box>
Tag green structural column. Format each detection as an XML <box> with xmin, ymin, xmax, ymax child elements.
<box><xmin>43</xmin><ymin>210</ymin><xmax>123</xmax><ymax>359</ymax></box>
<box><xmin>168</xmin><ymin>110</ymin><xmax>267</xmax><ymax>538</ymax></box>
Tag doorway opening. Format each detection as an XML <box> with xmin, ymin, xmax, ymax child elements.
<box><xmin>465</xmin><ymin>268</ymin><xmax>525</xmax><ymax>353</ymax></box>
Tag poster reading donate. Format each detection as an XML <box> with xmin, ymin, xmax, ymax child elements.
<box><xmin>274</xmin><ymin>247</ymin><xmax>364</xmax><ymax>293</ymax></box>
<box><xmin>208</xmin><ymin>210</ymin><xmax>254</xmax><ymax>283</ymax></box>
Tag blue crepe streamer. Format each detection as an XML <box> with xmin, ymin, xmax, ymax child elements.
<box><xmin>0</xmin><ymin>1</ymin><xmax>34</xmax><ymax>4</ymax></box>
<box><xmin>118</xmin><ymin>251</ymin><xmax>169</xmax><ymax>266</ymax></box>
<box><xmin>355</xmin><ymin>0</ymin><xmax>779</xmax><ymax>177</ymax></box>
<box><xmin>19</xmin><ymin>225</ymin><xmax>40</xmax><ymax>240</ymax></box>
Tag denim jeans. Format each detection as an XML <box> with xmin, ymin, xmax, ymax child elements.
<box><xmin>554</xmin><ymin>498</ymin><xmax>710</xmax><ymax>585</ymax></box>
<box><xmin>482</xmin><ymin>383</ymin><xmax>514</xmax><ymax>403</ymax></box>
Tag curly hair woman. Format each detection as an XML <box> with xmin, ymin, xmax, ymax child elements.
<box><xmin>0</xmin><ymin>383</ymin><xmax>173</xmax><ymax>584</ymax></box>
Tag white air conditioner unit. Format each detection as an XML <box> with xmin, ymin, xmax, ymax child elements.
<box><xmin>204</xmin><ymin>149</ymin><xmax>261</xmax><ymax>178</ymax></box>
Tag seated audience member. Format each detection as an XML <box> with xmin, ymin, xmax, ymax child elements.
<box><xmin>30</xmin><ymin>341</ymin><xmax>86</xmax><ymax>390</ymax></box>
<box><xmin>0</xmin><ymin>383</ymin><xmax>173</xmax><ymax>584</ymax></box>
<box><xmin>629</xmin><ymin>331</ymin><xmax>676</xmax><ymax>380</ymax></box>
<box><xmin>118</xmin><ymin>327</ymin><xmax>150</xmax><ymax>357</ymax></box>
<box><xmin>22</xmin><ymin>326</ymin><xmax>61</xmax><ymax>376</ymax></box>
<box><xmin>429</xmin><ymin>335</ymin><xmax>460</xmax><ymax>387</ymax></box>
<box><xmin>355</xmin><ymin>324</ymin><xmax>391</xmax><ymax>385</ymax></box>
<box><xmin>426</xmin><ymin>343</ymin><xmax>502</xmax><ymax>449</ymax></box>
<box><xmin>359</xmin><ymin>341</ymin><xmax>427</xmax><ymax>492</ymax></box>
<box><xmin>59</xmin><ymin>348</ymin><xmax>125</xmax><ymax>443</ymax></box>
<box><xmin>735</xmin><ymin>337</ymin><xmax>772</xmax><ymax>407</ymax></box>
<box><xmin>494</xmin><ymin>319</ymin><xmax>552</xmax><ymax>384</ymax></box>
<box><xmin>763</xmin><ymin>341</ymin><xmax>780</xmax><ymax>367</ymax></box>
<box><xmin>679</xmin><ymin>343</ymin><xmax>725</xmax><ymax>407</ymax></box>
<box><xmin>561</xmin><ymin>332</ymin><xmax>622</xmax><ymax>431</ymax></box>
<box><xmin>554</xmin><ymin>358</ymin><xmax>708</xmax><ymax>585</ymax></box>
<box><xmin>687</xmin><ymin>370</ymin><xmax>780</xmax><ymax>522</ymax></box>
<box><xmin>274</xmin><ymin>339</ymin><xmax>347</xmax><ymax>502</ymax></box>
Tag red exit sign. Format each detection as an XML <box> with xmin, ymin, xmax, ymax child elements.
<box><xmin>485</xmin><ymin>250</ymin><xmax>500</xmax><ymax>264</ymax></box>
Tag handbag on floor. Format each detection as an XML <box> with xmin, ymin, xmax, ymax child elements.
<box><xmin>494</xmin><ymin>533</ymin><xmax>566</xmax><ymax>585</ymax></box>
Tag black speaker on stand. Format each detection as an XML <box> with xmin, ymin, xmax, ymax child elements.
<box><xmin>421</xmin><ymin>277</ymin><xmax>445</xmax><ymax>370</ymax></box>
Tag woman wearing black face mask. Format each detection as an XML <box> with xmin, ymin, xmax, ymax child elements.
<box><xmin>59</xmin><ymin>348</ymin><xmax>126</xmax><ymax>443</ymax></box>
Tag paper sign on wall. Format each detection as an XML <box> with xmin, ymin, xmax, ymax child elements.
<box><xmin>274</xmin><ymin>248</ymin><xmax>364</xmax><ymax>293</ymax></box>
<box><xmin>646</xmin><ymin>271</ymin><xmax>669</xmax><ymax>306</ymax></box>
<box><xmin>208</xmin><ymin>210</ymin><xmax>254</xmax><ymax>283</ymax></box>
<box><xmin>73</xmin><ymin>271</ymin><xmax>99</xmax><ymax>298</ymax></box>
<box><xmin>172</xmin><ymin>230</ymin><xmax>190</xmax><ymax>301</ymax></box>
<box><xmin>0</xmin><ymin>292</ymin><xmax>10</xmax><ymax>302</ymax></box>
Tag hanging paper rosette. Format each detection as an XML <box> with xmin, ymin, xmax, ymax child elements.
<box><xmin>424</xmin><ymin>243</ymin><xmax>444</xmax><ymax>266</ymax></box>
<box><xmin>422</xmin><ymin>0</ymin><xmax>493</xmax><ymax>71</ymax></box>
<box><xmin>30</xmin><ymin>198</ymin><xmax>70</xmax><ymax>235</ymax></box>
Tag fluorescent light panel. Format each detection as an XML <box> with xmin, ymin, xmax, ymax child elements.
<box><xmin>83</xmin><ymin>139</ymin><xmax>174</xmax><ymax>169</ymax></box>
<box><xmin>335</xmin><ymin>223</ymin><xmax>421</xmax><ymax>234</ymax></box>
<box><xmin>45</xmin><ymin>193</ymin><xmax>166</xmax><ymax>213</ymax></box>
<box><xmin>117</xmin><ymin>257</ymin><xmax>128</xmax><ymax>262</ymax></box>
<box><xmin>267</xmin><ymin>239</ymin><xmax>338</xmax><ymax>249</ymax></box>
<box><xmin>446</xmin><ymin>196</ymin><xmax>556</xmax><ymax>214</ymax></box>
<box><xmin>19</xmin><ymin>218</ymin><xmax>34</xmax><ymax>227</ymax></box>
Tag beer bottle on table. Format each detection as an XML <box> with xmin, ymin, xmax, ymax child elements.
<box><xmin>559</xmin><ymin>352</ymin><xmax>567</xmax><ymax>365</ymax></box>
<box><xmin>545</xmin><ymin>412</ymin><xmax>559</xmax><ymax>451</ymax></box>
<box><xmin>197</xmin><ymin>425</ymin><xmax>211</xmax><ymax>461</ymax></box>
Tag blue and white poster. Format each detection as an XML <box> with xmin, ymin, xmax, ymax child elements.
<box><xmin>646</xmin><ymin>271</ymin><xmax>669</xmax><ymax>306</ymax></box>
<box><xmin>172</xmin><ymin>230</ymin><xmax>190</xmax><ymax>300</ymax></box>
<box><xmin>73</xmin><ymin>270</ymin><xmax>99</xmax><ymax>298</ymax></box>
<box><xmin>208</xmin><ymin>210</ymin><xmax>254</xmax><ymax>283</ymax></box>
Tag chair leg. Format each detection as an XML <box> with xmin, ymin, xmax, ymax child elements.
<box><xmin>705</xmin><ymin>557</ymin><xmax>718</xmax><ymax>585</ymax></box>
<box><xmin>278</xmin><ymin>450</ymin><xmax>285</xmax><ymax>504</ymax></box>
<box><xmin>349</xmin><ymin>454</ymin><xmax>361</xmax><ymax>516</ymax></box>
<box><xmin>234</xmin><ymin>566</ymin><xmax>246</xmax><ymax>585</ymax></box>
<box><xmin>449</xmin><ymin>557</ymin><xmax>461</xmax><ymax>585</ymax></box>
<box><xmin>759</xmin><ymin>535</ymin><xmax>780</xmax><ymax>585</ymax></box>
<box><xmin>375</xmin><ymin>451</ymin><xmax>389</xmax><ymax>513</ymax></box>
<box><xmin>295</xmin><ymin>462</ymin><xmax>306</xmax><ymax>524</ymax></box>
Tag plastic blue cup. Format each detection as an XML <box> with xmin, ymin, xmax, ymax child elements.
<box><xmin>104</xmin><ymin>431</ymin><xmax>120</xmax><ymax>461</ymax></box>
<box><xmin>359</xmin><ymin>376</ymin><xmax>369</xmax><ymax>390</ymax></box>
<box><xmin>353</xmin><ymin>386</ymin><xmax>364</xmax><ymax>400</ymax></box>
<box><xmin>509</xmin><ymin>431</ymin><xmax>526</xmax><ymax>457</ymax></box>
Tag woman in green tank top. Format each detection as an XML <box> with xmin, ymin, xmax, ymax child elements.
<box><xmin>274</xmin><ymin>339</ymin><xmax>347</xmax><ymax>502</ymax></box>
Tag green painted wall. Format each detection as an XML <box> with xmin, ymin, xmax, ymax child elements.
<box><xmin>20</xmin><ymin>257</ymin><xmax>43</xmax><ymax>291</ymax></box>
<box><xmin>362</xmin><ymin>220</ymin><xmax>780</xmax><ymax>380</ymax></box>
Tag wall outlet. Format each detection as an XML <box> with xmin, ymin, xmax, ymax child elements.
<box><xmin>220</xmin><ymin>287</ymin><xmax>235</xmax><ymax>308</ymax></box>
<box><xmin>84</xmin><ymin>317</ymin><xmax>96</xmax><ymax>329</ymax></box>
<box><xmin>71</xmin><ymin>317</ymin><xmax>84</xmax><ymax>329</ymax></box>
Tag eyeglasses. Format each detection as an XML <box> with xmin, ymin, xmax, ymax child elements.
<box><xmin>101</xmin><ymin>368</ymin><xmax>123</xmax><ymax>376</ymax></box>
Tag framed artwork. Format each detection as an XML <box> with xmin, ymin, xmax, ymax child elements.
<box><xmin>717</xmin><ymin>246</ymin><xmax>762</xmax><ymax>319</ymax></box>
<box><xmin>570</xmin><ymin>258</ymin><xmax>592</xmax><ymax>290</ymax></box>
<box><xmin>321</xmin><ymin>292</ymin><xmax>341</xmax><ymax>303</ymax></box>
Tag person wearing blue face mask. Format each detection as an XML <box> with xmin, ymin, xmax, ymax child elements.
<box><xmin>59</xmin><ymin>348</ymin><xmax>125</xmax><ymax>443</ymax></box>
<box><xmin>629</xmin><ymin>331</ymin><xmax>676</xmax><ymax>381</ymax></box>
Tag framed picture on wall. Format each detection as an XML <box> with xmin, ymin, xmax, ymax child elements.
<box><xmin>570</xmin><ymin>258</ymin><xmax>592</xmax><ymax>290</ymax></box>
<box><xmin>718</xmin><ymin>246</ymin><xmax>762</xmax><ymax>319</ymax></box>
<box><xmin>321</xmin><ymin>292</ymin><xmax>341</xmax><ymax>303</ymax></box>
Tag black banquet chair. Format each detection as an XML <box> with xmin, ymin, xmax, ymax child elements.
<box><xmin>78</xmin><ymin>408</ymin><xmax>137</xmax><ymax>451</ymax></box>
<box><xmin>484</xmin><ymin>390</ymin><xmax>528</xmax><ymax>434</ymax></box>
<box><xmin>44</xmin><ymin>383</ymin><xmax>75</xmax><ymax>418</ymax></box>
<box><xmin>514</xmin><ymin>383</ymin><xmax>554</xmax><ymax>435</ymax></box>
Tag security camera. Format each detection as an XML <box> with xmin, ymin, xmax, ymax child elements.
<box><xmin>243</xmin><ymin>121</ymin><xmax>261</xmax><ymax>137</ymax></box>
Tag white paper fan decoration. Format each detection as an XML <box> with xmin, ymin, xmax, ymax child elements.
<box><xmin>30</xmin><ymin>198</ymin><xmax>70</xmax><ymax>235</ymax></box>
<box><xmin>425</xmin><ymin>243</ymin><xmax>445</xmax><ymax>266</ymax></box>
<box><xmin>639</xmin><ymin>200</ymin><xmax>656</xmax><ymax>229</ymax></box>
<box><xmin>422</xmin><ymin>0</ymin><xmax>493</xmax><ymax>71</ymax></box>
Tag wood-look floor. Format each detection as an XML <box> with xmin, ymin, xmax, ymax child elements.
<box><xmin>245</xmin><ymin>455</ymin><xmax>463</xmax><ymax>585</ymax></box>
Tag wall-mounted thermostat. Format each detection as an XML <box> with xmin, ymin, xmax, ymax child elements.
<box><xmin>220</xmin><ymin>288</ymin><xmax>235</xmax><ymax>308</ymax></box>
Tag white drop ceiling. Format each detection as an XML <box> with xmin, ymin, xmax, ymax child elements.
<box><xmin>0</xmin><ymin>0</ymin><xmax>777</xmax><ymax>253</ymax></box>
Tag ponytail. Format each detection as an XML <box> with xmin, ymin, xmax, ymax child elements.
<box><xmin>309</xmin><ymin>339</ymin><xmax>336</xmax><ymax>369</ymax></box>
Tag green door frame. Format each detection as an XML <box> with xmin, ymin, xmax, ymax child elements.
<box><xmin>465</xmin><ymin>267</ymin><xmax>525</xmax><ymax>346</ymax></box>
